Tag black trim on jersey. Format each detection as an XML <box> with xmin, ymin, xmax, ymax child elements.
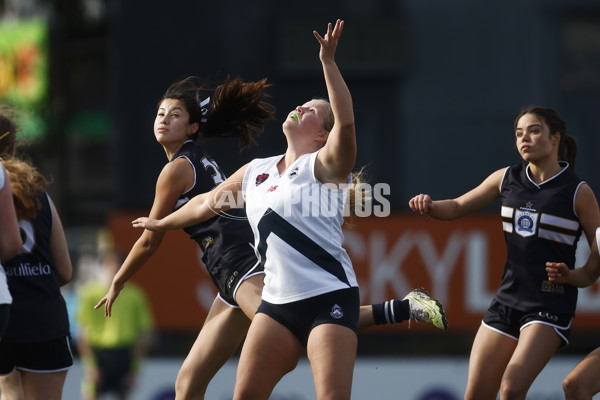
<box><xmin>257</xmin><ymin>208</ymin><xmax>350</xmax><ymax>287</ymax></box>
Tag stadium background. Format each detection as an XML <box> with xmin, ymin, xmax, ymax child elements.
<box><xmin>2</xmin><ymin>0</ymin><xmax>600</xmax><ymax>398</ymax></box>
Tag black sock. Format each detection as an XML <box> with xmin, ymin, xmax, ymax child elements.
<box><xmin>372</xmin><ymin>299</ymin><xmax>410</xmax><ymax>325</ymax></box>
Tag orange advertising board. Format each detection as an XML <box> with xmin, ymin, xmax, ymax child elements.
<box><xmin>108</xmin><ymin>212</ymin><xmax>600</xmax><ymax>333</ymax></box>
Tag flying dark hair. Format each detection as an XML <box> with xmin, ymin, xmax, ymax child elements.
<box><xmin>160</xmin><ymin>76</ymin><xmax>276</xmax><ymax>149</ymax></box>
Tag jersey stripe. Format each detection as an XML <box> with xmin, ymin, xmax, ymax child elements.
<box><xmin>540</xmin><ymin>213</ymin><xmax>579</xmax><ymax>231</ymax></box>
<box><xmin>257</xmin><ymin>208</ymin><xmax>351</xmax><ymax>287</ymax></box>
<box><xmin>538</xmin><ymin>228</ymin><xmax>578</xmax><ymax>245</ymax></box>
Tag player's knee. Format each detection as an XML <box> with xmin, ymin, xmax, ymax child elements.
<box><xmin>175</xmin><ymin>364</ymin><xmax>208</xmax><ymax>397</ymax></box>
<box><xmin>500</xmin><ymin>379</ymin><xmax>528</xmax><ymax>400</ymax></box>
<box><xmin>562</xmin><ymin>374</ymin><xmax>582</xmax><ymax>398</ymax></box>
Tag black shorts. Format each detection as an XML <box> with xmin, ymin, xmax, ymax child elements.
<box><xmin>0</xmin><ymin>336</ymin><xmax>73</xmax><ymax>375</ymax></box>
<box><xmin>90</xmin><ymin>347</ymin><xmax>133</xmax><ymax>394</ymax></box>
<box><xmin>482</xmin><ymin>299</ymin><xmax>573</xmax><ymax>347</ymax></box>
<box><xmin>257</xmin><ymin>287</ymin><xmax>360</xmax><ymax>347</ymax></box>
<box><xmin>0</xmin><ymin>304</ymin><xmax>9</xmax><ymax>337</ymax></box>
<box><xmin>208</xmin><ymin>243</ymin><xmax>264</xmax><ymax>307</ymax></box>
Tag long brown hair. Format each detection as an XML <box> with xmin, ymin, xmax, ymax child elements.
<box><xmin>160</xmin><ymin>76</ymin><xmax>276</xmax><ymax>149</ymax></box>
<box><xmin>1</xmin><ymin>158</ymin><xmax>48</xmax><ymax>219</ymax></box>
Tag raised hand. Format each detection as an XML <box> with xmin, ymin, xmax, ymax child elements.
<box><xmin>313</xmin><ymin>19</ymin><xmax>344</xmax><ymax>63</ymax></box>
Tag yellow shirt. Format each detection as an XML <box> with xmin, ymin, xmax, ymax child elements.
<box><xmin>77</xmin><ymin>282</ymin><xmax>153</xmax><ymax>348</ymax></box>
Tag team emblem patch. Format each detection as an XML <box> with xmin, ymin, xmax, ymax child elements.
<box><xmin>255</xmin><ymin>173</ymin><xmax>269</xmax><ymax>186</ymax></box>
<box><xmin>288</xmin><ymin>167</ymin><xmax>299</xmax><ymax>179</ymax></box>
<box><xmin>515</xmin><ymin>209</ymin><xmax>538</xmax><ymax>237</ymax></box>
<box><xmin>330</xmin><ymin>304</ymin><xmax>344</xmax><ymax>319</ymax></box>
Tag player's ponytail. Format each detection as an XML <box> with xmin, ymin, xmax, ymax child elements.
<box><xmin>558</xmin><ymin>134</ymin><xmax>577</xmax><ymax>169</ymax></box>
<box><xmin>161</xmin><ymin>76</ymin><xmax>275</xmax><ymax>150</ymax></box>
<box><xmin>345</xmin><ymin>166</ymin><xmax>370</xmax><ymax>227</ymax></box>
<box><xmin>201</xmin><ymin>77</ymin><xmax>275</xmax><ymax>150</ymax></box>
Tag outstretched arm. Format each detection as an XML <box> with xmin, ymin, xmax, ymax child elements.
<box><xmin>314</xmin><ymin>20</ymin><xmax>356</xmax><ymax>184</ymax></box>
<box><xmin>95</xmin><ymin>158</ymin><xmax>192</xmax><ymax>316</ymax></box>
<box><xmin>408</xmin><ymin>168</ymin><xmax>506</xmax><ymax>220</ymax></box>
<box><xmin>132</xmin><ymin>164</ymin><xmax>248</xmax><ymax>232</ymax></box>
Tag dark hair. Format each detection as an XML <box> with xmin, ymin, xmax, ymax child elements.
<box><xmin>159</xmin><ymin>76</ymin><xmax>276</xmax><ymax>149</ymax></box>
<box><xmin>514</xmin><ymin>106</ymin><xmax>577</xmax><ymax>168</ymax></box>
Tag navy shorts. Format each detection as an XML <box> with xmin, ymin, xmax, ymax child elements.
<box><xmin>91</xmin><ymin>347</ymin><xmax>133</xmax><ymax>394</ymax></box>
<box><xmin>208</xmin><ymin>243</ymin><xmax>264</xmax><ymax>307</ymax></box>
<box><xmin>0</xmin><ymin>304</ymin><xmax>9</xmax><ymax>337</ymax></box>
<box><xmin>0</xmin><ymin>336</ymin><xmax>73</xmax><ymax>375</ymax></box>
<box><xmin>482</xmin><ymin>299</ymin><xmax>573</xmax><ymax>347</ymax></box>
<box><xmin>257</xmin><ymin>287</ymin><xmax>360</xmax><ymax>347</ymax></box>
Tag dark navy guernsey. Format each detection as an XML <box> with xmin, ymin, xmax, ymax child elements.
<box><xmin>172</xmin><ymin>141</ymin><xmax>256</xmax><ymax>283</ymax></box>
<box><xmin>3</xmin><ymin>193</ymin><xmax>70</xmax><ymax>343</ymax></box>
<box><xmin>497</xmin><ymin>162</ymin><xmax>583</xmax><ymax>315</ymax></box>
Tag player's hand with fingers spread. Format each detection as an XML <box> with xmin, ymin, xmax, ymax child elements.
<box><xmin>546</xmin><ymin>262</ymin><xmax>569</xmax><ymax>283</ymax></box>
<box><xmin>313</xmin><ymin>19</ymin><xmax>343</xmax><ymax>63</ymax></box>
<box><xmin>132</xmin><ymin>217</ymin><xmax>162</xmax><ymax>231</ymax></box>
<box><xmin>94</xmin><ymin>281</ymin><xmax>124</xmax><ymax>317</ymax></box>
<box><xmin>409</xmin><ymin>194</ymin><xmax>434</xmax><ymax>215</ymax></box>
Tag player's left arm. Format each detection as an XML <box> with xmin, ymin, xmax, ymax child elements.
<box><xmin>314</xmin><ymin>20</ymin><xmax>356</xmax><ymax>185</ymax></box>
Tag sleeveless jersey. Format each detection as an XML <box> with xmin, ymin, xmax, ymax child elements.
<box><xmin>172</xmin><ymin>141</ymin><xmax>255</xmax><ymax>271</ymax></box>
<box><xmin>242</xmin><ymin>150</ymin><xmax>358</xmax><ymax>304</ymax></box>
<box><xmin>3</xmin><ymin>193</ymin><xmax>70</xmax><ymax>342</ymax></box>
<box><xmin>496</xmin><ymin>162</ymin><xmax>584</xmax><ymax>314</ymax></box>
<box><xmin>0</xmin><ymin>164</ymin><xmax>11</xmax><ymax>305</ymax></box>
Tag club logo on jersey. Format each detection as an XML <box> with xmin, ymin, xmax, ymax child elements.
<box><xmin>330</xmin><ymin>304</ymin><xmax>344</xmax><ymax>319</ymax></box>
<box><xmin>255</xmin><ymin>173</ymin><xmax>269</xmax><ymax>186</ymax></box>
<box><xmin>288</xmin><ymin>167</ymin><xmax>299</xmax><ymax>179</ymax></box>
<box><xmin>515</xmin><ymin>209</ymin><xmax>538</xmax><ymax>237</ymax></box>
<box><xmin>541</xmin><ymin>280</ymin><xmax>565</xmax><ymax>295</ymax></box>
<box><xmin>200</xmin><ymin>236</ymin><xmax>214</xmax><ymax>251</ymax></box>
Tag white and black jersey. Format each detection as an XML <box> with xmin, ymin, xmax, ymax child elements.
<box><xmin>172</xmin><ymin>141</ymin><xmax>260</xmax><ymax>304</ymax></box>
<box><xmin>497</xmin><ymin>162</ymin><xmax>584</xmax><ymax>314</ymax></box>
<box><xmin>3</xmin><ymin>193</ymin><xmax>70</xmax><ymax>343</ymax></box>
<box><xmin>242</xmin><ymin>150</ymin><xmax>358</xmax><ymax>304</ymax></box>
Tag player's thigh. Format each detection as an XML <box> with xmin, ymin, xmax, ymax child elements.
<box><xmin>20</xmin><ymin>370</ymin><xmax>67</xmax><ymax>400</ymax></box>
<box><xmin>501</xmin><ymin>323</ymin><xmax>561</xmax><ymax>397</ymax></box>
<box><xmin>234</xmin><ymin>313</ymin><xmax>303</xmax><ymax>400</ymax></box>
<box><xmin>307</xmin><ymin>323</ymin><xmax>357</xmax><ymax>400</ymax></box>
<box><xmin>465</xmin><ymin>323</ymin><xmax>517</xmax><ymax>400</ymax></box>
<box><xmin>235</xmin><ymin>274</ymin><xmax>264</xmax><ymax>320</ymax></box>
